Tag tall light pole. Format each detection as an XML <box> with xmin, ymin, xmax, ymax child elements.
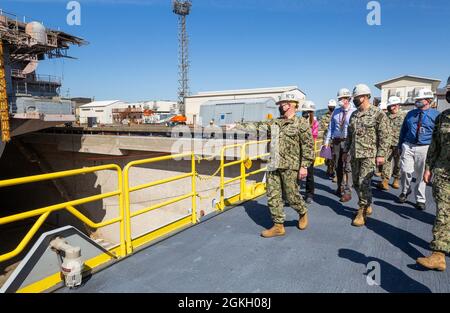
<box><xmin>173</xmin><ymin>0</ymin><xmax>191</xmax><ymax>117</ymax></box>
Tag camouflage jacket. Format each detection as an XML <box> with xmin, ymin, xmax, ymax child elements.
<box><xmin>319</xmin><ymin>111</ymin><xmax>332</xmax><ymax>142</ymax></box>
<box><xmin>344</xmin><ymin>105</ymin><xmax>390</xmax><ymax>159</ymax></box>
<box><xmin>426</xmin><ymin>109</ymin><xmax>450</xmax><ymax>175</ymax></box>
<box><xmin>386</xmin><ymin>110</ymin><xmax>406</xmax><ymax>147</ymax></box>
<box><xmin>236</xmin><ymin>116</ymin><xmax>314</xmax><ymax>171</ymax></box>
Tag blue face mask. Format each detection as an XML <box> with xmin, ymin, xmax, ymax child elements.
<box><xmin>415</xmin><ymin>101</ymin><xmax>425</xmax><ymax>108</ymax></box>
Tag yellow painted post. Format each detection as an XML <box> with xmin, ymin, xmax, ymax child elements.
<box><xmin>219</xmin><ymin>150</ymin><xmax>225</xmax><ymax>210</ymax></box>
<box><xmin>191</xmin><ymin>153</ymin><xmax>197</xmax><ymax>223</ymax></box>
<box><xmin>117</xmin><ymin>167</ymin><xmax>126</xmax><ymax>257</ymax></box>
<box><xmin>240</xmin><ymin>145</ymin><xmax>246</xmax><ymax>201</ymax></box>
<box><xmin>123</xmin><ymin>165</ymin><xmax>133</xmax><ymax>255</ymax></box>
<box><xmin>0</xmin><ymin>41</ymin><xmax>11</xmax><ymax>142</ymax></box>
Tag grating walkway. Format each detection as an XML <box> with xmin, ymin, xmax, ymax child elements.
<box><xmin>58</xmin><ymin>167</ymin><xmax>450</xmax><ymax>293</ymax></box>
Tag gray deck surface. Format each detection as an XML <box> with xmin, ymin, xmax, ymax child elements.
<box><xmin>59</xmin><ymin>167</ymin><xmax>450</xmax><ymax>293</ymax></box>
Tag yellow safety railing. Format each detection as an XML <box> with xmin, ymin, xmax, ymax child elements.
<box><xmin>218</xmin><ymin>140</ymin><xmax>270</xmax><ymax>210</ymax></box>
<box><xmin>314</xmin><ymin>139</ymin><xmax>325</xmax><ymax>166</ymax></box>
<box><xmin>217</xmin><ymin>138</ymin><xmax>324</xmax><ymax>210</ymax></box>
<box><xmin>123</xmin><ymin>152</ymin><xmax>196</xmax><ymax>254</ymax></box>
<box><xmin>0</xmin><ymin>164</ymin><xmax>126</xmax><ymax>263</ymax></box>
<box><xmin>0</xmin><ymin>138</ymin><xmax>327</xmax><ymax>292</ymax></box>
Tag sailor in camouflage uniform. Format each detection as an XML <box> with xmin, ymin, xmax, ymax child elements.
<box><xmin>320</xmin><ymin>99</ymin><xmax>337</xmax><ymax>178</ymax></box>
<box><xmin>228</xmin><ymin>91</ymin><xmax>315</xmax><ymax>237</ymax></box>
<box><xmin>377</xmin><ymin>96</ymin><xmax>407</xmax><ymax>191</ymax></box>
<box><xmin>416</xmin><ymin>89</ymin><xmax>450</xmax><ymax>271</ymax></box>
<box><xmin>343</xmin><ymin>84</ymin><xmax>390</xmax><ymax>227</ymax></box>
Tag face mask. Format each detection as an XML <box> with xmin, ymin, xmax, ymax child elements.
<box><xmin>328</xmin><ymin>107</ymin><xmax>335</xmax><ymax>112</ymax></box>
<box><xmin>446</xmin><ymin>91</ymin><xmax>450</xmax><ymax>103</ymax></box>
<box><xmin>302</xmin><ymin>112</ymin><xmax>310</xmax><ymax>119</ymax></box>
<box><xmin>279</xmin><ymin>105</ymin><xmax>288</xmax><ymax>116</ymax></box>
<box><xmin>415</xmin><ymin>100</ymin><xmax>425</xmax><ymax>108</ymax></box>
<box><xmin>353</xmin><ymin>97</ymin><xmax>362</xmax><ymax>108</ymax></box>
<box><xmin>338</xmin><ymin>100</ymin><xmax>345</xmax><ymax>107</ymax></box>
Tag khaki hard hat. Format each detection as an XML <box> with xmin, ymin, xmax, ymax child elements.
<box><xmin>352</xmin><ymin>84</ymin><xmax>371</xmax><ymax>98</ymax></box>
<box><xmin>415</xmin><ymin>88</ymin><xmax>434</xmax><ymax>100</ymax></box>
<box><xmin>277</xmin><ymin>92</ymin><xmax>300</xmax><ymax>104</ymax></box>
<box><xmin>387</xmin><ymin>96</ymin><xmax>401</xmax><ymax>107</ymax></box>
<box><xmin>337</xmin><ymin>88</ymin><xmax>352</xmax><ymax>99</ymax></box>
<box><xmin>328</xmin><ymin>99</ymin><xmax>337</xmax><ymax>107</ymax></box>
<box><xmin>301</xmin><ymin>100</ymin><xmax>316</xmax><ymax>111</ymax></box>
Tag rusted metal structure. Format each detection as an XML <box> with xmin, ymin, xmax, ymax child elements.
<box><xmin>0</xmin><ymin>9</ymin><xmax>87</xmax><ymax>148</ymax></box>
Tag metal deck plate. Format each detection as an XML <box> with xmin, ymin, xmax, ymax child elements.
<box><xmin>58</xmin><ymin>167</ymin><xmax>450</xmax><ymax>293</ymax></box>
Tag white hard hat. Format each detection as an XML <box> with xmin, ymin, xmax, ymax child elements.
<box><xmin>277</xmin><ymin>91</ymin><xmax>300</xmax><ymax>104</ymax></box>
<box><xmin>415</xmin><ymin>88</ymin><xmax>434</xmax><ymax>100</ymax></box>
<box><xmin>337</xmin><ymin>88</ymin><xmax>352</xmax><ymax>99</ymax></box>
<box><xmin>301</xmin><ymin>100</ymin><xmax>316</xmax><ymax>111</ymax></box>
<box><xmin>352</xmin><ymin>84</ymin><xmax>372</xmax><ymax>98</ymax></box>
<box><xmin>327</xmin><ymin>99</ymin><xmax>337</xmax><ymax>107</ymax></box>
<box><xmin>387</xmin><ymin>96</ymin><xmax>401</xmax><ymax>107</ymax></box>
<box><xmin>379</xmin><ymin>102</ymin><xmax>387</xmax><ymax>110</ymax></box>
<box><xmin>447</xmin><ymin>76</ymin><xmax>450</xmax><ymax>90</ymax></box>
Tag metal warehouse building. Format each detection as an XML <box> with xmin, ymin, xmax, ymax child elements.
<box><xmin>185</xmin><ymin>86</ymin><xmax>306</xmax><ymax>125</ymax></box>
<box><xmin>199</xmin><ymin>97</ymin><xmax>278</xmax><ymax>127</ymax></box>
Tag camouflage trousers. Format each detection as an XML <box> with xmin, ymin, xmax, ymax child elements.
<box><xmin>430</xmin><ymin>170</ymin><xmax>450</xmax><ymax>254</ymax></box>
<box><xmin>351</xmin><ymin>158</ymin><xmax>376</xmax><ymax>209</ymax></box>
<box><xmin>381</xmin><ymin>146</ymin><xmax>401</xmax><ymax>180</ymax></box>
<box><xmin>267</xmin><ymin>169</ymin><xmax>307</xmax><ymax>224</ymax></box>
<box><xmin>325</xmin><ymin>158</ymin><xmax>335</xmax><ymax>176</ymax></box>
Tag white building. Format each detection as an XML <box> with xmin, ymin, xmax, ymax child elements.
<box><xmin>375</xmin><ymin>75</ymin><xmax>441</xmax><ymax>104</ymax></box>
<box><xmin>184</xmin><ymin>86</ymin><xmax>306</xmax><ymax>125</ymax></box>
<box><xmin>437</xmin><ymin>88</ymin><xmax>450</xmax><ymax>112</ymax></box>
<box><xmin>79</xmin><ymin>100</ymin><xmax>130</xmax><ymax>125</ymax></box>
<box><xmin>142</xmin><ymin>100</ymin><xmax>178</xmax><ymax>113</ymax></box>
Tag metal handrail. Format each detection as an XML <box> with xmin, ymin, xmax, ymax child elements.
<box><xmin>218</xmin><ymin>140</ymin><xmax>270</xmax><ymax>209</ymax></box>
<box><xmin>0</xmin><ymin>140</ymin><xmax>323</xmax><ymax>263</ymax></box>
<box><xmin>123</xmin><ymin>152</ymin><xmax>196</xmax><ymax>254</ymax></box>
<box><xmin>0</xmin><ymin>164</ymin><xmax>126</xmax><ymax>263</ymax></box>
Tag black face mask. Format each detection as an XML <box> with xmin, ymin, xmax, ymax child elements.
<box><xmin>302</xmin><ymin>112</ymin><xmax>310</xmax><ymax>119</ymax></box>
<box><xmin>353</xmin><ymin>97</ymin><xmax>362</xmax><ymax>108</ymax></box>
<box><xmin>446</xmin><ymin>91</ymin><xmax>450</xmax><ymax>104</ymax></box>
<box><xmin>279</xmin><ymin>106</ymin><xmax>286</xmax><ymax>116</ymax></box>
<box><xmin>328</xmin><ymin>107</ymin><xmax>335</xmax><ymax>113</ymax></box>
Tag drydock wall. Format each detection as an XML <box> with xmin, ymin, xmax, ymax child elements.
<box><xmin>1</xmin><ymin>134</ymin><xmax>265</xmax><ymax>248</ymax></box>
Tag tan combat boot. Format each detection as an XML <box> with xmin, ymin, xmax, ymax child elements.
<box><xmin>417</xmin><ymin>252</ymin><xmax>447</xmax><ymax>271</ymax></box>
<box><xmin>261</xmin><ymin>223</ymin><xmax>285</xmax><ymax>238</ymax></box>
<box><xmin>392</xmin><ymin>178</ymin><xmax>400</xmax><ymax>189</ymax></box>
<box><xmin>377</xmin><ymin>178</ymin><xmax>389</xmax><ymax>191</ymax></box>
<box><xmin>366</xmin><ymin>206</ymin><xmax>373</xmax><ymax>216</ymax></box>
<box><xmin>298</xmin><ymin>213</ymin><xmax>308</xmax><ymax>230</ymax></box>
<box><xmin>352</xmin><ymin>208</ymin><xmax>366</xmax><ymax>227</ymax></box>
